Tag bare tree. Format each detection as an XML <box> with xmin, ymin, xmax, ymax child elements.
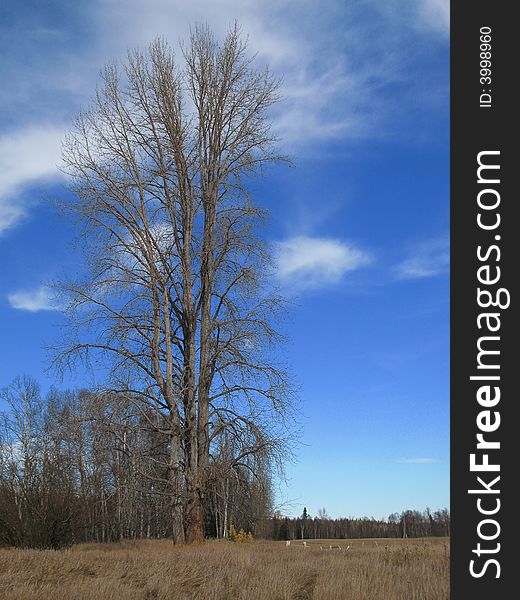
<box><xmin>54</xmin><ymin>24</ymin><xmax>293</xmax><ymax>543</ymax></box>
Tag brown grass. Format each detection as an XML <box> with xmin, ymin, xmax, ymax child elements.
<box><xmin>0</xmin><ymin>537</ymin><xmax>449</xmax><ymax>600</ymax></box>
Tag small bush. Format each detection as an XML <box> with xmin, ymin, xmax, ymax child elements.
<box><xmin>227</xmin><ymin>526</ymin><xmax>253</xmax><ymax>542</ymax></box>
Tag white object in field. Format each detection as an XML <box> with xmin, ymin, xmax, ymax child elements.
<box><xmin>346</xmin><ymin>545</ymin><xmax>351</xmax><ymax>551</ymax></box>
<box><xmin>286</xmin><ymin>540</ymin><xmax>291</xmax><ymax>547</ymax></box>
<box><xmin>303</xmin><ymin>541</ymin><xmax>307</xmax><ymax>548</ymax></box>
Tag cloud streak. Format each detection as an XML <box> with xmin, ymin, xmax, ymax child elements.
<box><xmin>396</xmin><ymin>457</ymin><xmax>440</xmax><ymax>464</ymax></box>
<box><xmin>7</xmin><ymin>286</ymin><xmax>59</xmax><ymax>312</ymax></box>
<box><xmin>0</xmin><ymin>124</ymin><xmax>64</xmax><ymax>234</ymax></box>
<box><xmin>275</xmin><ymin>235</ymin><xmax>370</xmax><ymax>290</ymax></box>
<box><xmin>395</xmin><ymin>237</ymin><xmax>449</xmax><ymax>280</ymax></box>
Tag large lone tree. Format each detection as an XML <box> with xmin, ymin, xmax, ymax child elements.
<box><xmin>56</xmin><ymin>24</ymin><xmax>292</xmax><ymax>543</ymax></box>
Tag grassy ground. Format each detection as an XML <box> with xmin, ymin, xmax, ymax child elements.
<box><xmin>0</xmin><ymin>537</ymin><xmax>449</xmax><ymax>600</ymax></box>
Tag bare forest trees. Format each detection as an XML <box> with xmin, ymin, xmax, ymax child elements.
<box><xmin>0</xmin><ymin>380</ymin><xmax>276</xmax><ymax>547</ymax></box>
<box><xmin>0</xmin><ymin>378</ymin><xmax>449</xmax><ymax>548</ymax></box>
<box><xmin>0</xmin><ymin>377</ymin><xmax>76</xmax><ymax>548</ymax></box>
<box><xmin>54</xmin><ymin>24</ymin><xmax>292</xmax><ymax>543</ymax></box>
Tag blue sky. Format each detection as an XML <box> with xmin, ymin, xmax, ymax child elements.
<box><xmin>0</xmin><ymin>0</ymin><xmax>449</xmax><ymax>520</ymax></box>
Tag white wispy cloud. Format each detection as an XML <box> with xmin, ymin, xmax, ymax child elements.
<box><xmin>273</xmin><ymin>66</ymin><xmax>377</xmax><ymax>143</ymax></box>
<box><xmin>372</xmin><ymin>0</ymin><xmax>449</xmax><ymax>36</ymax></box>
<box><xmin>396</xmin><ymin>457</ymin><xmax>440</xmax><ymax>464</ymax></box>
<box><xmin>417</xmin><ymin>0</ymin><xmax>450</xmax><ymax>35</ymax></box>
<box><xmin>395</xmin><ymin>237</ymin><xmax>449</xmax><ymax>280</ymax></box>
<box><xmin>94</xmin><ymin>0</ymin><xmax>390</xmax><ymax>145</ymax></box>
<box><xmin>0</xmin><ymin>0</ymin><xmax>448</xmax><ymax>234</ymax></box>
<box><xmin>0</xmin><ymin>124</ymin><xmax>64</xmax><ymax>234</ymax></box>
<box><xmin>275</xmin><ymin>235</ymin><xmax>370</xmax><ymax>290</ymax></box>
<box><xmin>7</xmin><ymin>286</ymin><xmax>59</xmax><ymax>312</ymax></box>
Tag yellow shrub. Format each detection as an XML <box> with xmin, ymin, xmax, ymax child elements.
<box><xmin>228</xmin><ymin>527</ymin><xmax>253</xmax><ymax>542</ymax></box>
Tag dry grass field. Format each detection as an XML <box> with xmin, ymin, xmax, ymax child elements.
<box><xmin>0</xmin><ymin>537</ymin><xmax>449</xmax><ymax>600</ymax></box>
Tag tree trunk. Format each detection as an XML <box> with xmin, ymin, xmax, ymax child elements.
<box><xmin>186</xmin><ymin>489</ymin><xmax>205</xmax><ymax>543</ymax></box>
<box><xmin>170</xmin><ymin>433</ymin><xmax>185</xmax><ymax>544</ymax></box>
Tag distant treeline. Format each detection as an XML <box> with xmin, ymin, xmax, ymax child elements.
<box><xmin>0</xmin><ymin>376</ymin><xmax>449</xmax><ymax>548</ymax></box>
<box><xmin>269</xmin><ymin>507</ymin><xmax>450</xmax><ymax>541</ymax></box>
